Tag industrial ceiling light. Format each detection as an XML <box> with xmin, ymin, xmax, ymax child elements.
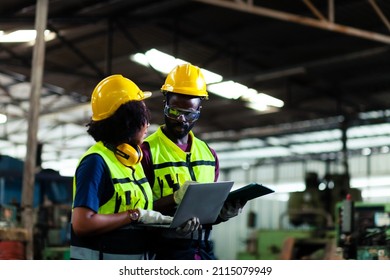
<box><xmin>130</xmin><ymin>48</ymin><xmax>187</xmax><ymax>74</ymax></box>
<box><xmin>0</xmin><ymin>29</ymin><xmax>55</xmax><ymax>43</ymax></box>
<box><xmin>208</xmin><ymin>81</ymin><xmax>284</xmax><ymax>111</ymax></box>
<box><xmin>130</xmin><ymin>48</ymin><xmax>284</xmax><ymax>111</ymax></box>
<box><xmin>0</xmin><ymin>113</ymin><xmax>6</xmax><ymax>124</ymax></box>
<box><xmin>130</xmin><ymin>48</ymin><xmax>223</xmax><ymax>83</ymax></box>
<box><xmin>242</xmin><ymin>89</ymin><xmax>284</xmax><ymax>111</ymax></box>
<box><xmin>243</xmin><ymin>91</ymin><xmax>284</xmax><ymax>108</ymax></box>
<box><xmin>207</xmin><ymin>81</ymin><xmax>246</xmax><ymax>99</ymax></box>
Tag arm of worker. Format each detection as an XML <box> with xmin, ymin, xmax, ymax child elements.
<box><xmin>153</xmin><ymin>181</ymin><xmax>194</xmax><ymax>214</ymax></box>
<box><xmin>72</xmin><ymin>155</ymin><xmax>173</xmax><ymax>235</ymax></box>
<box><xmin>72</xmin><ymin>207</ymin><xmax>173</xmax><ymax>237</ymax></box>
<box><xmin>73</xmin><ymin>156</ymin><xmax>134</xmax><ymax>236</ymax></box>
<box><xmin>153</xmin><ymin>195</ymin><xmax>176</xmax><ymax>214</ymax></box>
<box><xmin>72</xmin><ymin>207</ymin><xmax>134</xmax><ymax>237</ymax></box>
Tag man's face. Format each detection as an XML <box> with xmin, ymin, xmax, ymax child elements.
<box><xmin>164</xmin><ymin>94</ymin><xmax>201</xmax><ymax>140</ymax></box>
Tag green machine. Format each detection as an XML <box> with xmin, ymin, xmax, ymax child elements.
<box><xmin>237</xmin><ymin>172</ymin><xmax>390</xmax><ymax>260</ymax></box>
<box><xmin>237</xmin><ymin>229</ymin><xmax>335</xmax><ymax>260</ymax></box>
<box><xmin>238</xmin><ymin>172</ymin><xmax>365</xmax><ymax>260</ymax></box>
<box><xmin>336</xmin><ymin>200</ymin><xmax>390</xmax><ymax>260</ymax></box>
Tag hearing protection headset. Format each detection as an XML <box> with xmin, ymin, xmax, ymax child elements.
<box><xmin>105</xmin><ymin>143</ymin><xmax>143</xmax><ymax>167</ymax></box>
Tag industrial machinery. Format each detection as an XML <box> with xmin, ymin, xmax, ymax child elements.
<box><xmin>277</xmin><ymin>172</ymin><xmax>361</xmax><ymax>259</ymax></box>
<box><xmin>337</xmin><ymin>200</ymin><xmax>390</xmax><ymax>260</ymax></box>
<box><xmin>0</xmin><ymin>155</ymin><xmax>72</xmax><ymax>259</ymax></box>
<box><xmin>287</xmin><ymin>172</ymin><xmax>362</xmax><ymax>229</ymax></box>
<box><xmin>238</xmin><ymin>171</ymin><xmax>366</xmax><ymax>260</ymax></box>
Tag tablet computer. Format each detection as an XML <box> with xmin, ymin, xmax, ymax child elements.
<box><xmin>226</xmin><ymin>183</ymin><xmax>274</xmax><ymax>203</ymax></box>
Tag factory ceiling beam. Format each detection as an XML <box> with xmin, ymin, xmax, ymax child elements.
<box><xmin>195</xmin><ymin>0</ymin><xmax>390</xmax><ymax>45</ymax></box>
<box><xmin>368</xmin><ymin>0</ymin><xmax>390</xmax><ymax>32</ymax></box>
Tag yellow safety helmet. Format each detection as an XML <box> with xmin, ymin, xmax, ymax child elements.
<box><xmin>91</xmin><ymin>74</ymin><xmax>152</xmax><ymax>121</ymax></box>
<box><xmin>161</xmin><ymin>64</ymin><xmax>208</xmax><ymax>99</ymax></box>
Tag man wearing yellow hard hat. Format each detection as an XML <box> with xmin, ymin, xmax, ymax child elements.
<box><xmin>70</xmin><ymin>74</ymin><xmax>173</xmax><ymax>260</ymax></box>
<box><xmin>141</xmin><ymin>64</ymin><xmax>245</xmax><ymax>260</ymax></box>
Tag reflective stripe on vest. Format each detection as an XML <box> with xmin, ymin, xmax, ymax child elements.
<box><xmin>144</xmin><ymin>127</ymin><xmax>215</xmax><ymax>200</ymax></box>
<box><xmin>70</xmin><ymin>223</ymin><xmax>151</xmax><ymax>260</ymax></box>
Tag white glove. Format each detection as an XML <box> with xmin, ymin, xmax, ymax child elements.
<box><xmin>173</xmin><ymin>181</ymin><xmax>196</xmax><ymax>204</ymax></box>
<box><xmin>137</xmin><ymin>208</ymin><xmax>173</xmax><ymax>224</ymax></box>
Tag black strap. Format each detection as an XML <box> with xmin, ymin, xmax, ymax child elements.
<box><xmin>204</xmin><ymin>227</ymin><xmax>212</xmax><ymax>251</ymax></box>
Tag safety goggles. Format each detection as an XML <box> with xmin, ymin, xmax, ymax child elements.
<box><xmin>164</xmin><ymin>105</ymin><xmax>201</xmax><ymax>122</ymax></box>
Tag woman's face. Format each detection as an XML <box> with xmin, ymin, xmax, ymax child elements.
<box><xmin>133</xmin><ymin>122</ymin><xmax>149</xmax><ymax>146</ymax></box>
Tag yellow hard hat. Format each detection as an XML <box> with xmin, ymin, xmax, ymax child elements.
<box><xmin>91</xmin><ymin>74</ymin><xmax>152</xmax><ymax>121</ymax></box>
<box><xmin>161</xmin><ymin>64</ymin><xmax>208</xmax><ymax>99</ymax></box>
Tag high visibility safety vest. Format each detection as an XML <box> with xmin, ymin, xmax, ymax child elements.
<box><xmin>144</xmin><ymin>127</ymin><xmax>216</xmax><ymax>201</ymax></box>
<box><xmin>73</xmin><ymin>141</ymin><xmax>153</xmax><ymax>212</ymax></box>
<box><xmin>70</xmin><ymin>141</ymin><xmax>153</xmax><ymax>260</ymax></box>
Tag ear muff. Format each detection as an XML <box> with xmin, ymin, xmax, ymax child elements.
<box><xmin>107</xmin><ymin>143</ymin><xmax>143</xmax><ymax>167</ymax></box>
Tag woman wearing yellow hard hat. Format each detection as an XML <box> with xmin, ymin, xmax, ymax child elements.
<box><xmin>70</xmin><ymin>74</ymin><xmax>172</xmax><ymax>260</ymax></box>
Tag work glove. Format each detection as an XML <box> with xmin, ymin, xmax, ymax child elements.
<box><xmin>176</xmin><ymin>217</ymin><xmax>201</xmax><ymax>236</ymax></box>
<box><xmin>137</xmin><ymin>208</ymin><xmax>173</xmax><ymax>224</ymax></box>
<box><xmin>173</xmin><ymin>180</ymin><xmax>196</xmax><ymax>204</ymax></box>
<box><xmin>218</xmin><ymin>199</ymin><xmax>247</xmax><ymax>221</ymax></box>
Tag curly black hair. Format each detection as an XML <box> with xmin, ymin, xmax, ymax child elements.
<box><xmin>86</xmin><ymin>100</ymin><xmax>151</xmax><ymax>146</ymax></box>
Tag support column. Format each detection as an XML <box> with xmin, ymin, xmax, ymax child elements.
<box><xmin>21</xmin><ymin>0</ymin><xmax>49</xmax><ymax>260</ymax></box>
